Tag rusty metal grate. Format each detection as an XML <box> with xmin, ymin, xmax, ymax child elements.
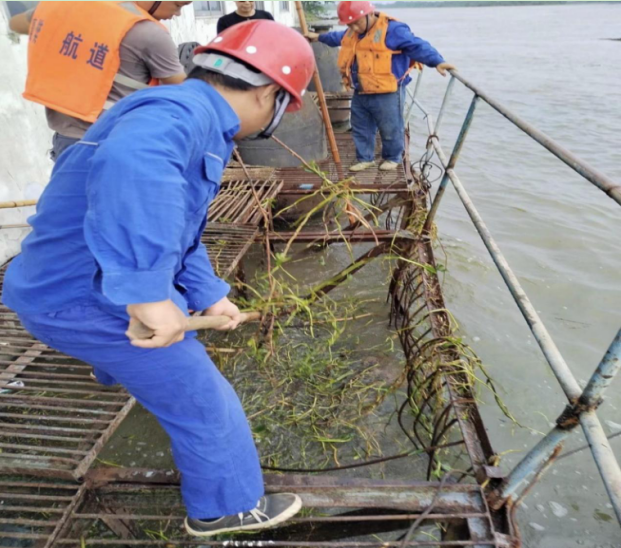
<box><xmin>221</xmin><ymin>165</ymin><xmax>276</xmax><ymax>183</ymax></box>
<box><xmin>0</xmin><ymin>267</ymin><xmax>135</xmax><ymax>481</ymax></box>
<box><xmin>276</xmin><ymin>134</ymin><xmax>411</xmax><ymax>188</ymax></box>
<box><xmin>0</xmin><ymin>478</ymin><xmax>85</xmax><ymax>547</ymax></box>
<box><xmin>0</xmin><ymin>471</ymin><xmax>506</xmax><ymax>547</ymax></box>
<box><xmin>208</xmin><ymin>179</ymin><xmax>283</xmax><ymax>226</ymax></box>
<box><xmin>0</xmin><ymin>220</ymin><xmax>258</xmax><ymax>480</ymax></box>
<box><xmin>202</xmin><ymin>223</ymin><xmax>258</xmax><ymax>279</ymax></box>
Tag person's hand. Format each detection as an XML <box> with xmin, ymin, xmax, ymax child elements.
<box><xmin>436</xmin><ymin>62</ymin><xmax>457</xmax><ymax>77</ymax></box>
<box><xmin>305</xmin><ymin>32</ymin><xmax>319</xmax><ymax>42</ymax></box>
<box><xmin>126</xmin><ymin>300</ymin><xmax>188</xmax><ymax>349</ymax></box>
<box><xmin>202</xmin><ymin>297</ymin><xmax>242</xmax><ymax>331</ymax></box>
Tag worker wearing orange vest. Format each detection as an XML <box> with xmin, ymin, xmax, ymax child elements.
<box><xmin>9</xmin><ymin>1</ymin><xmax>191</xmax><ymax>161</ymax></box>
<box><xmin>306</xmin><ymin>1</ymin><xmax>455</xmax><ymax>172</ymax></box>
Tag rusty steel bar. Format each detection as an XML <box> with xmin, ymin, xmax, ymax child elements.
<box><xmin>450</xmin><ymin>71</ymin><xmax>621</xmax><ymax>206</ymax></box>
<box><xmin>54</xmin><ymin>540</ymin><xmax>494</xmax><ymax>547</ymax></box>
<box><xmin>278</xmin><ymin>183</ymin><xmax>410</xmax><ymax>194</ymax></box>
<box><xmin>69</xmin><ymin>513</ymin><xmax>488</xmax><ymax>522</ymax></box>
<box><xmin>73</xmin><ymin>397</ymin><xmax>136</xmax><ymax>480</ymax></box>
<box><xmin>43</xmin><ymin>482</ymin><xmax>90</xmax><ymax>548</ymax></box>
<box><xmin>0</xmin><ymin>412</ymin><xmax>111</xmax><ymax>424</ymax></box>
<box><xmin>268</xmin><ymin>230</ymin><xmax>415</xmax><ymax>243</ymax></box>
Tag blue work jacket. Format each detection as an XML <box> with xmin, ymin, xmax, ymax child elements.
<box><xmin>3</xmin><ymin>79</ymin><xmax>238</xmax><ymax>319</ymax></box>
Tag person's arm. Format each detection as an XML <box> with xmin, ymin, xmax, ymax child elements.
<box><xmin>386</xmin><ymin>22</ymin><xmax>456</xmax><ymax>75</ymax></box>
<box><xmin>178</xmin><ymin>243</ymin><xmax>241</xmax><ymax>331</ymax></box>
<box><xmin>216</xmin><ymin>15</ymin><xmax>226</xmax><ymax>34</ymax></box>
<box><xmin>9</xmin><ymin>9</ymin><xmax>34</xmax><ymax>35</ymax></box>
<box><xmin>83</xmin><ymin>100</ymin><xmax>200</xmax><ymax>347</ymax></box>
<box><xmin>263</xmin><ymin>10</ymin><xmax>274</xmax><ymax>21</ymax></box>
<box><xmin>305</xmin><ymin>30</ymin><xmax>347</xmax><ymax>47</ymax></box>
<box><xmin>132</xmin><ymin>22</ymin><xmax>186</xmax><ymax>84</ymax></box>
<box><xmin>160</xmin><ymin>73</ymin><xmax>186</xmax><ymax>84</ymax></box>
<box><xmin>177</xmin><ymin>241</ymin><xmax>230</xmax><ymax>313</ymax></box>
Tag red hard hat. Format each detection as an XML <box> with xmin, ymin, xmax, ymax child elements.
<box><xmin>195</xmin><ymin>20</ymin><xmax>315</xmax><ymax>112</ymax></box>
<box><xmin>337</xmin><ymin>1</ymin><xmax>375</xmax><ymax>25</ymax></box>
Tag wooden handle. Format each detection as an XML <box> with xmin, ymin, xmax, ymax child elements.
<box><xmin>0</xmin><ymin>200</ymin><xmax>37</xmax><ymax>209</ymax></box>
<box><xmin>128</xmin><ymin>312</ymin><xmax>261</xmax><ymax>340</ymax></box>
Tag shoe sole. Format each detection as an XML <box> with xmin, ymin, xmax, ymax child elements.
<box><xmin>184</xmin><ymin>495</ymin><xmax>303</xmax><ymax>538</ymax></box>
<box><xmin>349</xmin><ymin>165</ymin><xmax>375</xmax><ymax>172</ymax></box>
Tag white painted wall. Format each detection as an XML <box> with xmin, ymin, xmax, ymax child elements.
<box><xmin>0</xmin><ymin>1</ymin><xmax>298</xmax><ymax>266</ymax></box>
<box><xmin>169</xmin><ymin>2</ymin><xmax>298</xmax><ymax>44</ymax></box>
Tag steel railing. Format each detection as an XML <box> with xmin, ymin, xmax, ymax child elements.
<box><xmin>404</xmin><ymin>68</ymin><xmax>621</xmax><ymax>526</ymax></box>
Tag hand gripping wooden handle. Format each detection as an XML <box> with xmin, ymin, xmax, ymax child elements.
<box><xmin>128</xmin><ymin>312</ymin><xmax>261</xmax><ymax>340</ymax></box>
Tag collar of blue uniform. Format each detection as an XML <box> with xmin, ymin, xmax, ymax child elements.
<box><xmin>183</xmin><ymin>79</ymin><xmax>240</xmax><ymax>141</ymax></box>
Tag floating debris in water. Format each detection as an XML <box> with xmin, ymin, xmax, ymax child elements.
<box><xmin>549</xmin><ymin>501</ymin><xmax>568</xmax><ymax>518</ymax></box>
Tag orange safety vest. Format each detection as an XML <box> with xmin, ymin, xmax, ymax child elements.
<box><xmin>337</xmin><ymin>13</ymin><xmax>419</xmax><ymax>94</ymax></box>
<box><xmin>23</xmin><ymin>1</ymin><xmax>165</xmax><ymax>123</ymax></box>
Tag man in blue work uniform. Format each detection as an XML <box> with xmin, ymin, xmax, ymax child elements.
<box><xmin>306</xmin><ymin>1</ymin><xmax>455</xmax><ymax>172</ymax></box>
<box><xmin>2</xmin><ymin>21</ymin><xmax>315</xmax><ymax>538</ymax></box>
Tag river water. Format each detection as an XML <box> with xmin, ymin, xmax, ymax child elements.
<box><xmin>383</xmin><ymin>2</ymin><xmax>620</xmax><ymax>546</ymax></box>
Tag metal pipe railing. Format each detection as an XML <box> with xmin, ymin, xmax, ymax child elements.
<box><xmin>495</xmin><ymin>329</ymin><xmax>621</xmax><ymax>523</ymax></box>
<box><xmin>407</xmin><ymin>70</ymin><xmax>621</xmax><ymax>525</ymax></box>
<box><xmin>423</xmin><ymin>95</ymin><xmax>480</xmax><ymax>234</ymax></box>
<box><xmin>451</xmin><ymin>71</ymin><xmax>621</xmax><ymax>207</ymax></box>
<box><xmin>422</xmin><ymin>111</ymin><xmax>583</xmax><ymax>401</ymax></box>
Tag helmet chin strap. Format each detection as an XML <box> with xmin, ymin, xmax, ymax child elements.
<box><xmin>148</xmin><ymin>1</ymin><xmax>162</xmax><ymax>15</ymax></box>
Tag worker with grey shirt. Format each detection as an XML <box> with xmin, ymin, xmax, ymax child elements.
<box><xmin>9</xmin><ymin>1</ymin><xmax>190</xmax><ymax>161</ymax></box>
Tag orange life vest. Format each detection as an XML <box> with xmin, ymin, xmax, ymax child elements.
<box><xmin>337</xmin><ymin>13</ymin><xmax>418</xmax><ymax>94</ymax></box>
<box><xmin>23</xmin><ymin>1</ymin><xmax>165</xmax><ymax>123</ymax></box>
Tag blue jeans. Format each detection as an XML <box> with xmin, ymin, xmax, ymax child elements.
<box><xmin>18</xmin><ymin>305</ymin><xmax>264</xmax><ymax>519</ymax></box>
<box><xmin>50</xmin><ymin>133</ymin><xmax>80</xmax><ymax>163</ymax></box>
<box><xmin>350</xmin><ymin>87</ymin><xmax>406</xmax><ymax>163</ymax></box>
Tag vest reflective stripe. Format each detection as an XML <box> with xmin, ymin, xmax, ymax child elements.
<box><xmin>337</xmin><ymin>13</ymin><xmax>417</xmax><ymax>95</ymax></box>
<box><xmin>23</xmin><ymin>1</ymin><xmax>165</xmax><ymax>123</ymax></box>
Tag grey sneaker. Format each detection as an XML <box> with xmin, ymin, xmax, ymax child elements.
<box><xmin>184</xmin><ymin>493</ymin><xmax>302</xmax><ymax>537</ymax></box>
<box><xmin>379</xmin><ymin>160</ymin><xmax>399</xmax><ymax>171</ymax></box>
<box><xmin>349</xmin><ymin>161</ymin><xmax>376</xmax><ymax>172</ymax></box>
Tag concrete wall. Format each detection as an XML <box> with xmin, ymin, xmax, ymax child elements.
<box><xmin>0</xmin><ymin>1</ymin><xmax>297</xmax><ymax>266</ymax></box>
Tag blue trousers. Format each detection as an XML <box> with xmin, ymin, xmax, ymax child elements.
<box><xmin>19</xmin><ymin>305</ymin><xmax>264</xmax><ymax>519</ymax></box>
<box><xmin>351</xmin><ymin>87</ymin><xmax>406</xmax><ymax>164</ymax></box>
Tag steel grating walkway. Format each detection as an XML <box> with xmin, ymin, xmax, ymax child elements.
<box><xmin>0</xmin><ymin>220</ymin><xmax>259</xmax><ymax>481</ymax></box>
<box><xmin>0</xmin><ymin>267</ymin><xmax>134</xmax><ymax>481</ymax></box>
<box><xmin>201</xmin><ymin>223</ymin><xmax>258</xmax><ymax>278</ymax></box>
<box><xmin>275</xmin><ymin>134</ymin><xmax>411</xmax><ymax>189</ymax></box>
<box><xmin>209</xmin><ymin>179</ymin><xmax>283</xmax><ymax>226</ymax></box>
<box><xmin>0</xmin><ymin>472</ymin><xmax>511</xmax><ymax>547</ymax></box>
